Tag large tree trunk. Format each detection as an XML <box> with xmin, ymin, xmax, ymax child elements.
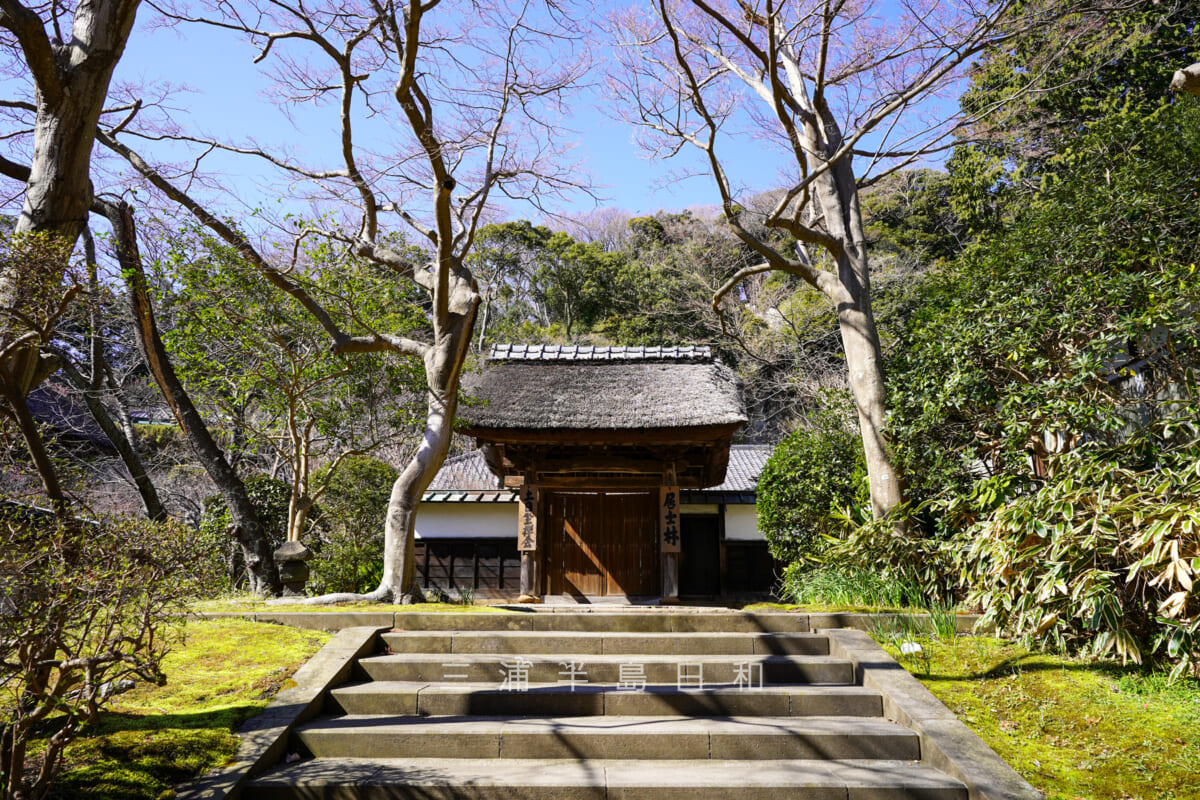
<box><xmin>298</xmin><ymin>287</ymin><xmax>478</xmax><ymax>605</ymax></box>
<box><xmin>376</xmin><ymin>333</ymin><xmax>470</xmax><ymax>601</ymax></box>
<box><xmin>6</xmin><ymin>1</ymin><xmax>140</xmax><ymax>239</ymax></box>
<box><xmin>832</xmin><ymin>252</ymin><xmax>904</xmax><ymax>518</ymax></box>
<box><xmin>815</xmin><ymin>152</ymin><xmax>905</xmax><ymax>519</ymax></box>
<box><xmin>0</xmin><ymin>0</ymin><xmax>141</xmax><ymax>398</ymax></box>
<box><xmin>103</xmin><ymin>200</ymin><xmax>281</xmax><ymax>595</ymax></box>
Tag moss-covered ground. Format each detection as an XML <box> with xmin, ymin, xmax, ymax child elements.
<box><xmin>51</xmin><ymin>619</ymin><xmax>330</xmax><ymax>800</ymax></box>
<box><xmin>192</xmin><ymin>596</ymin><xmax>516</xmax><ymax>614</ymax></box>
<box><xmin>884</xmin><ymin>637</ymin><xmax>1200</xmax><ymax>800</ymax></box>
<box><xmin>45</xmin><ymin>609</ymin><xmax>1200</xmax><ymax>799</ymax></box>
<box><xmin>742</xmin><ymin>600</ymin><xmax>927</xmax><ymax>613</ymax></box>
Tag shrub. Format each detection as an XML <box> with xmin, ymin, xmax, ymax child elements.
<box><xmin>0</xmin><ymin>515</ymin><xmax>197</xmax><ymax>800</ymax></box>
<box><xmin>308</xmin><ymin>456</ymin><xmax>396</xmax><ymax>595</ymax></box>
<box><xmin>819</xmin><ymin>506</ymin><xmax>961</xmax><ymax>605</ymax></box>
<box><xmin>198</xmin><ymin>474</ymin><xmax>290</xmax><ymax>593</ymax></box>
<box><xmin>757</xmin><ymin>408</ymin><xmax>866</xmax><ymax>566</ymax></box>
<box><xmin>781</xmin><ymin>563</ymin><xmax>925</xmax><ymax>609</ymax></box>
<box><xmin>961</xmin><ymin>429</ymin><xmax>1200</xmax><ymax>679</ymax></box>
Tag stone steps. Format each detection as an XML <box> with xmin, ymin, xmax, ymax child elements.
<box><xmin>247</xmin><ymin>611</ymin><xmax>976</xmax><ymax>799</ymax></box>
<box><xmin>387</xmin><ymin>610</ymin><xmax>814</xmax><ymax>633</ymax></box>
<box><xmin>357</xmin><ymin>652</ymin><xmax>856</xmax><ymax>684</ymax></box>
<box><xmin>295</xmin><ymin>714</ymin><xmax>921</xmax><ymax>760</ymax></box>
<box><xmin>328</xmin><ymin>680</ymin><xmax>885</xmax><ymax>717</ymax></box>
<box><xmin>379</xmin><ymin>629</ymin><xmax>831</xmax><ymax>655</ymax></box>
<box><xmin>249</xmin><ymin>757</ymin><xmax>968</xmax><ymax>799</ymax></box>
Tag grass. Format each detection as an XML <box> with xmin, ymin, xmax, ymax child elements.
<box><xmin>741</xmin><ymin>600</ymin><xmax>935</xmax><ymax>613</ymax></box>
<box><xmin>886</xmin><ymin>636</ymin><xmax>1200</xmax><ymax>800</ymax></box>
<box><xmin>50</xmin><ymin>618</ymin><xmax>331</xmax><ymax>800</ymax></box>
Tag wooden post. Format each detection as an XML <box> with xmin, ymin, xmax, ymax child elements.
<box><xmin>517</xmin><ymin>483</ymin><xmax>541</xmax><ymax>603</ymax></box>
<box><xmin>660</xmin><ymin>483</ymin><xmax>681</xmax><ymax>604</ymax></box>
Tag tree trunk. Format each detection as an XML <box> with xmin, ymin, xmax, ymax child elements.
<box><xmin>294</xmin><ymin>286</ymin><xmax>479</xmax><ymax>605</ymax></box>
<box><xmin>376</xmin><ymin>317</ymin><xmax>475</xmax><ymax>602</ymax></box>
<box><xmin>8</xmin><ymin>0</ymin><xmax>140</xmax><ymax>239</ymax></box>
<box><xmin>0</xmin><ymin>378</ymin><xmax>68</xmax><ymax>515</ymax></box>
<box><xmin>103</xmin><ymin>200</ymin><xmax>281</xmax><ymax>595</ymax></box>
<box><xmin>476</xmin><ymin>293</ymin><xmax>491</xmax><ymax>353</ymax></box>
<box><xmin>832</xmin><ymin>252</ymin><xmax>904</xmax><ymax>518</ymax></box>
<box><xmin>0</xmin><ymin>0</ymin><xmax>141</xmax><ymax>398</ymax></box>
<box><xmin>814</xmin><ymin>150</ymin><xmax>905</xmax><ymax>520</ymax></box>
<box><xmin>58</xmin><ymin>359</ymin><xmax>167</xmax><ymax>521</ymax></box>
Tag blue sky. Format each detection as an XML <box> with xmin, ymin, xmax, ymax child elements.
<box><xmin>106</xmin><ymin>7</ymin><xmax>785</xmax><ymax>224</ymax></box>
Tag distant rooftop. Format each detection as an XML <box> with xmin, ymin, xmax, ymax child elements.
<box><xmin>488</xmin><ymin>344</ymin><xmax>712</xmax><ymax>362</ymax></box>
<box><xmin>421</xmin><ymin>445</ymin><xmax>772</xmax><ymax>504</ymax></box>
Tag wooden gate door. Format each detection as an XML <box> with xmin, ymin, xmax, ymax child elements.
<box><xmin>545</xmin><ymin>491</ymin><xmax>659</xmax><ymax>597</ymax></box>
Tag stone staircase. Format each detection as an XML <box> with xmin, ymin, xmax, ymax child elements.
<box><xmin>248</xmin><ymin>611</ymin><xmax>972</xmax><ymax>798</ymax></box>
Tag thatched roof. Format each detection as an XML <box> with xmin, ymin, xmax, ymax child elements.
<box><xmin>462</xmin><ymin>345</ymin><xmax>746</xmax><ymax>432</ymax></box>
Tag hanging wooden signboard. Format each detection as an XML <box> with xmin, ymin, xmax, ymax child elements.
<box><xmin>659</xmin><ymin>485</ymin><xmax>681</xmax><ymax>554</ymax></box>
<box><xmin>518</xmin><ymin>485</ymin><xmax>539</xmax><ymax>552</ymax></box>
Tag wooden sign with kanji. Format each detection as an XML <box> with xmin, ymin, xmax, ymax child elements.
<box><xmin>518</xmin><ymin>485</ymin><xmax>539</xmax><ymax>552</ymax></box>
<box><xmin>659</xmin><ymin>486</ymin><xmax>681</xmax><ymax>553</ymax></box>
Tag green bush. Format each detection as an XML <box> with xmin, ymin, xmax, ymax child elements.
<box><xmin>198</xmin><ymin>474</ymin><xmax>291</xmax><ymax>593</ymax></box>
<box><xmin>757</xmin><ymin>408</ymin><xmax>867</xmax><ymax>566</ymax></box>
<box><xmin>819</xmin><ymin>506</ymin><xmax>961</xmax><ymax>606</ymax></box>
<box><xmin>781</xmin><ymin>563</ymin><xmax>925</xmax><ymax>609</ymax></box>
<box><xmin>961</xmin><ymin>429</ymin><xmax>1200</xmax><ymax>678</ymax></box>
<box><xmin>308</xmin><ymin>455</ymin><xmax>396</xmax><ymax>595</ymax></box>
<box><xmin>1</xmin><ymin>515</ymin><xmax>198</xmax><ymax>800</ymax></box>
<box><xmin>879</xmin><ymin>99</ymin><xmax>1200</xmax><ymax>675</ymax></box>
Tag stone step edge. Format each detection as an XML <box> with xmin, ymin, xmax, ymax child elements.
<box><xmin>361</xmin><ymin>653</ymin><xmax>852</xmax><ymax>664</ymax></box>
<box><xmin>247</xmin><ymin>757</ymin><xmax>968</xmax><ymax>797</ymax></box>
<box><xmin>328</xmin><ymin>680</ymin><xmax>885</xmax><ymax>718</ymax></box>
<box><xmin>821</xmin><ymin>628</ymin><xmax>1042</xmax><ymax>800</ymax></box>
<box><xmin>378</xmin><ymin>630</ymin><xmax>831</xmax><ymax>656</ymax></box>
<box><xmin>292</xmin><ymin>714</ymin><xmax>922</xmax><ymax>761</ymax></box>
<box><xmin>333</xmin><ymin>680</ymin><xmax>876</xmax><ymax>692</ymax></box>
<box><xmin>298</xmin><ymin>713</ymin><xmax>909</xmax><ymax>730</ymax></box>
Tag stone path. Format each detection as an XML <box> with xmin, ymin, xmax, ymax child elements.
<box><xmin>245</xmin><ymin>610</ymin><xmax>1037</xmax><ymax>799</ymax></box>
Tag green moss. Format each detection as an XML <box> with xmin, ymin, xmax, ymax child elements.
<box><xmin>52</xmin><ymin>619</ymin><xmax>331</xmax><ymax>799</ymax></box>
<box><xmin>191</xmin><ymin>597</ymin><xmax>516</xmax><ymax>614</ymax></box>
<box><xmin>888</xmin><ymin>637</ymin><xmax>1200</xmax><ymax>800</ymax></box>
<box><xmin>740</xmin><ymin>601</ymin><xmax>926</xmax><ymax>613</ymax></box>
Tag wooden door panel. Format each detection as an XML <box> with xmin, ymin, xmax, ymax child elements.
<box><xmin>545</xmin><ymin>491</ymin><xmax>658</xmax><ymax>597</ymax></box>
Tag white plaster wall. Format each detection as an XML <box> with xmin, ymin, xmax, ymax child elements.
<box><xmin>415</xmin><ymin>500</ymin><xmax>764</xmax><ymax>541</ymax></box>
<box><xmin>724</xmin><ymin>504</ymin><xmax>764</xmax><ymax>541</ymax></box>
<box><xmin>415</xmin><ymin>503</ymin><xmax>516</xmax><ymax>539</ymax></box>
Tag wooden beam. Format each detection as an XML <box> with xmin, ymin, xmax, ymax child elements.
<box><xmin>534</xmin><ymin>475</ymin><xmax>665</xmax><ymax>489</ymax></box>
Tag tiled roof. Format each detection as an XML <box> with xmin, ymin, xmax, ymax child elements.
<box><xmin>425</xmin><ymin>451</ymin><xmax>504</xmax><ymax>491</ymax></box>
<box><xmin>707</xmin><ymin>445</ymin><xmax>773</xmax><ymax>492</ymax></box>
<box><xmin>420</xmin><ymin>445</ymin><xmax>773</xmax><ymax>503</ymax></box>
<box><xmin>26</xmin><ymin>382</ymin><xmax>110</xmax><ymax>446</ymax></box>
<box><xmin>488</xmin><ymin>344</ymin><xmax>712</xmax><ymax>362</ymax></box>
<box><xmin>423</xmin><ymin>490</ymin><xmax>518</xmax><ymax>504</ymax></box>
